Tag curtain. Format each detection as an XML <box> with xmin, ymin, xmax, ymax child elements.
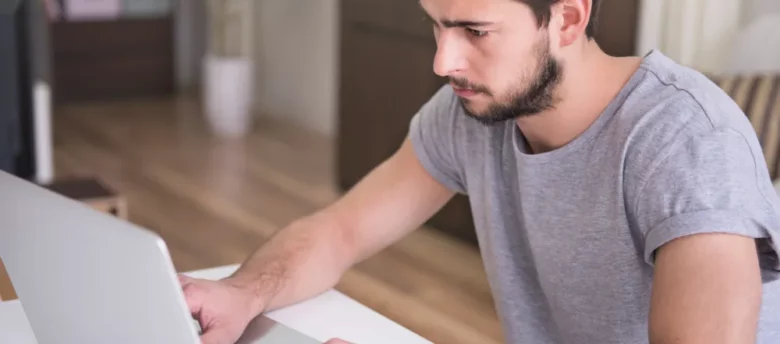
<box><xmin>636</xmin><ymin>0</ymin><xmax>744</xmax><ymax>74</ymax></box>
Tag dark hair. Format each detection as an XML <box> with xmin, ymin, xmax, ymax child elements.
<box><xmin>517</xmin><ymin>0</ymin><xmax>601</xmax><ymax>39</ymax></box>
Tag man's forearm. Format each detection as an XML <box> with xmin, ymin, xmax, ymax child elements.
<box><xmin>216</xmin><ymin>138</ymin><xmax>454</xmax><ymax>317</ymax></box>
<box><xmin>222</xmin><ymin>212</ymin><xmax>356</xmax><ymax>315</ymax></box>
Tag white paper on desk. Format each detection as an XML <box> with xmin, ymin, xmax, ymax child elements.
<box><xmin>64</xmin><ymin>0</ymin><xmax>121</xmax><ymax>21</ymax></box>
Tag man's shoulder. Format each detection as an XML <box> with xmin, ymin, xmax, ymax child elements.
<box><xmin>617</xmin><ymin>51</ymin><xmax>757</xmax><ymax>163</ymax></box>
<box><xmin>636</xmin><ymin>51</ymin><xmax>747</xmax><ymax>126</ymax></box>
<box><xmin>614</xmin><ymin>51</ymin><xmax>764</xmax><ymax>194</ymax></box>
<box><xmin>408</xmin><ymin>84</ymin><xmax>483</xmax><ymax>194</ymax></box>
<box><xmin>620</xmin><ymin>51</ymin><xmax>746</xmax><ymax>129</ymax></box>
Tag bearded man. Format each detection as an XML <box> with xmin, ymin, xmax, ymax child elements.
<box><xmin>179</xmin><ymin>1</ymin><xmax>780</xmax><ymax>343</ymax></box>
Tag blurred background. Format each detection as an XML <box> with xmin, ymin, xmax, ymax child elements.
<box><xmin>1</xmin><ymin>1</ymin><xmax>779</xmax><ymax>343</ymax></box>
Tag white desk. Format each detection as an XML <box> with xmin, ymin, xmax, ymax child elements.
<box><xmin>0</xmin><ymin>264</ymin><xmax>431</xmax><ymax>344</ymax></box>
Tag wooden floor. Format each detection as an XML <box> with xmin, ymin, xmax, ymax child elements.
<box><xmin>37</xmin><ymin>96</ymin><xmax>503</xmax><ymax>344</ymax></box>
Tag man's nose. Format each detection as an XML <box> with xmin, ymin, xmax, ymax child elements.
<box><xmin>433</xmin><ymin>33</ymin><xmax>466</xmax><ymax>77</ymax></box>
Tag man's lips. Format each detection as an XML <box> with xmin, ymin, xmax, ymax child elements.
<box><xmin>452</xmin><ymin>86</ymin><xmax>478</xmax><ymax>97</ymax></box>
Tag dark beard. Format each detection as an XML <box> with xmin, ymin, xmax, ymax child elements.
<box><xmin>456</xmin><ymin>40</ymin><xmax>564</xmax><ymax>126</ymax></box>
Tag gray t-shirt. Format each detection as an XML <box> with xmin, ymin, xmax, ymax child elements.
<box><xmin>409</xmin><ymin>50</ymin><xmax>780</xmax><ymax>343</ymax></box>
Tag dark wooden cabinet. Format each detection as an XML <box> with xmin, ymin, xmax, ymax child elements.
<box><xmin>51</xmin><ymin>16</ymin><xmax>174</xmax><ymax>104</ymax></box>
<box><xmin>337</xmin><ymin>0</ymin><xmax>478</xmax><ymax>244</ymax></box>
<box><xmin>337</xmin><ymin>0</ymin><xmax>639</xmax><ymax>246</ymax></box>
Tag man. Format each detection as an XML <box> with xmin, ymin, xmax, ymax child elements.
<box><xmin>179</xmin><ymin>0</ymin><xmax>780</xmax><ymax>343</ymax></box>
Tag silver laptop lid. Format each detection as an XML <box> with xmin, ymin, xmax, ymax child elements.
<box><xmin>0</xmin><ymin>171</ymin><xmax>200</xmax><ymax>343</ymax></box>
<box><xmin>0</xmin><ymin>172</ymin><xmax>324</xmax><ymax>343</ymax></box>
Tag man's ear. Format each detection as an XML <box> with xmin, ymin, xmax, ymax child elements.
<box><xmin>553</xmin><ymin>0</ymin><xmax>592</xmax><ymax>47</ymax></box>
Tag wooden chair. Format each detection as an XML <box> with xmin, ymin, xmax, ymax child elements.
<box><xmin>0</xmin><ymin>259</ymin><xmax>12</xmax><ymax>301</ymax></box>
<box><xmin>43</xmin><ymin>178</ymin><xmax>128</xmax><ymax>220</ymax></box>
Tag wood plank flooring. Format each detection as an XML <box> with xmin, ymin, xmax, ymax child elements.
<box><xmin>10</xmin><ymin>96</ymin><xmax>504</xmax><ymax>344</ymax></box>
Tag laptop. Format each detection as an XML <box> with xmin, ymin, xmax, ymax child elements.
<box><xmin>0</xmin><ymin>171</ymin><xmax>320</xmax><ymax>343</ymax></box>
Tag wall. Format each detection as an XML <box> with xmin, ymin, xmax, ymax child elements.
<box><xmin>252</xmin><ymin>0</ymin><xmax>340</xmax><ymax>137</ymax></box>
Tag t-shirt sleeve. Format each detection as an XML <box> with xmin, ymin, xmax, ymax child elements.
<box><xmin>632</xmin><ymin>126</ymin><xmax>780</xmax><ymax>277</ymax></box>
<box><xmin>408</xmin><ymin>85</ymin><xmax>467</xmax><ymax>194</ymax></box>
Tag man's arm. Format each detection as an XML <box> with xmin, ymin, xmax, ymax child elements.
<box><xmin>648</xmin><ymin>233</ymin><xmax>763</xmax><ymax>344</ymax></box>
<box><xmin>221</xmin><ymin>136</ymin><xmax>455</xmax><ymax>314</ymax></box>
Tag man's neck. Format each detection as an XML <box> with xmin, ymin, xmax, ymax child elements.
<box><xmin>516</xmin><ymin>44</ymin><xmax>642</xmax><ymax>154</ymax></box>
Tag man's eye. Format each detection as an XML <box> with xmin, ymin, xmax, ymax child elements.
<box><xmin>466</xmin><ymin>28</ymin><xmax>487</xmax><ymax>37</ymax></box>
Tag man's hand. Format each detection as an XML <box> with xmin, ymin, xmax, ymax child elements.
<box><xmin>179</xmin><ymin>274</ymin><xmax>262</xmax><ymax>344</ymax></box>
<box><xmin>649</xmin><ymin>232</ymin><xmax>763</xmax><ymax>343</ymax></box>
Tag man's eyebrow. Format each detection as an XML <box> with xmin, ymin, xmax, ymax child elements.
<box><xmin>420</xmin><ymin>7</ymin><xmax>493</xmax><ymax>28</ymax></box>
<box><xmin>441</xmin><ymin>19</ymin><xmax>493</xmax><ymax>28</ymax></box>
